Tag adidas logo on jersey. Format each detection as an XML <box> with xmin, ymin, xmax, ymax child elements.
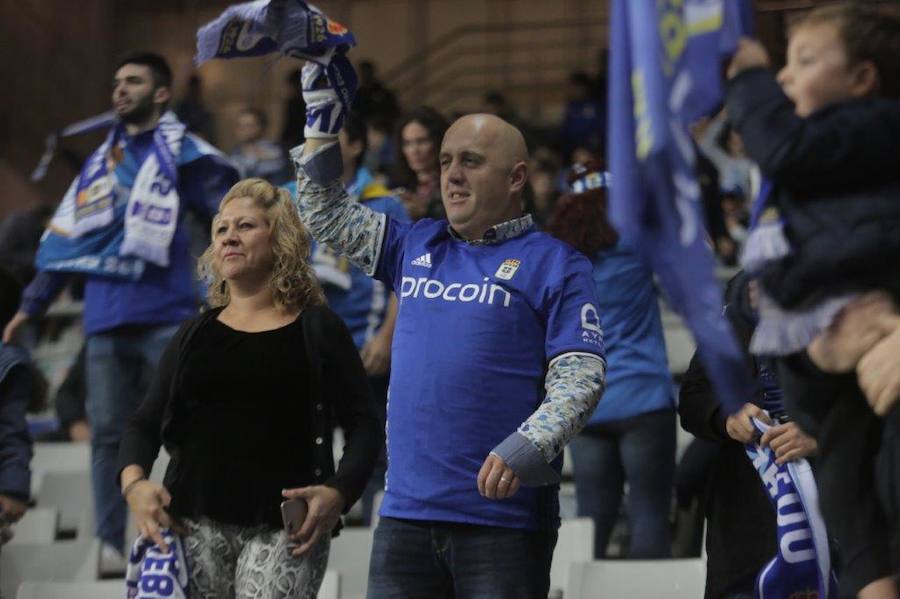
<box><xmin>411</xmin><ymin>253</ymin><xmax>432</xmax><ymax>268</ymax></box>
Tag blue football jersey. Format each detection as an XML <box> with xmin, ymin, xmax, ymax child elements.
<box><xmin>375</xmin><ymin>217</ymin><xmax>604</xmax><ymax>529</ymax></box>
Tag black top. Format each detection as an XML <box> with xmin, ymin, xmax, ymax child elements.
<box><xmin>170</xmin><ymin>315</ymin><xmax>313</xmax><ymax>527</ymax></box>
<box><xmin>118</xmin><ymin>305</ymin><xmax>382</xmax><ymax>532</ymax></box>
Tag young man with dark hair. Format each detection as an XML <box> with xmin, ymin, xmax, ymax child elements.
<box><xmin>3</xmin><ymin>50</ymin><xmax>238</xmax><ymax>568</ymax></box>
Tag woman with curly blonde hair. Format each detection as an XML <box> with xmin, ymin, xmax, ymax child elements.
<box><xmin>117</xmin><ymin>178</ymin><xmax>381</xmax><ymax>599</ymax></box>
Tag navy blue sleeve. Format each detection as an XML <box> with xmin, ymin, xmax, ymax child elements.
<box><xmin>20</xmin><ymin>271</ymin><xmax>70</xmax><ymax>317</ymax></box>
<box><xmin>178</xmin><ymin>156</ymin><xmax>240</xmax><ymax>224</ymax></box>
<box><xmin>726</xmin><ymin>67</ymin><xmax>900</xmax><ymax>194</ymax></box>
<box><xmin>0</xmin><ymin>367</ymin><xmax>33</xmax><ymax>501</ymax></box>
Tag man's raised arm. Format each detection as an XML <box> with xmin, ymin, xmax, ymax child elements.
<box><xmin>291</xmin><ymin>64</ymin><xmax>386</xmax><ymax>277</ymax></box>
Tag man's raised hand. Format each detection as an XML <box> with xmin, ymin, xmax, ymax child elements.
<box><xmin>302</xmin><ymin>62</ymin><xmax>345</xmax><ymax>139</ymax></box>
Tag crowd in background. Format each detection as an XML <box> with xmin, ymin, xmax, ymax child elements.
<box><xmin>3</xmin><ymin>3</ymin><xmax>899</xmax><ymax>598</ymax></box>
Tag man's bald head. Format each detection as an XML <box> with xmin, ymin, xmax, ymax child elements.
<box><xmin>438</xmin><ymin>113</ymin><xmax>530</xmax><ymax>241</ymax></box>
<box><xmin>446</xmin><ymin>113</ymin><xmax>529</xmax><ymax>167</ymax></box>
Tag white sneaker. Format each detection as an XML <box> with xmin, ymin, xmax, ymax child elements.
<box><xmin>99</xmin><ymin>543</ymin><xmax>126</xmax><ymax>577</ymax></box>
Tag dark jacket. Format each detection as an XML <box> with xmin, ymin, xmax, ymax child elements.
<box><xmin>118</xmin><ymin>305</ymin><xmax>382</xmax><ymax>531</ymax></box>
<box><xmin>726</xmin><ymin>68</ymin><xmax>900</xmax><ymax>309</ymax></box>
<box><xmin>678</xmin><ymin>274</ymin><xmax>775</xmax><ymax>599</ymax></box>
<box><xmin>0</xmin><ymin>345</ymin><xmax>33</xmax><ymax>502</ymax></box>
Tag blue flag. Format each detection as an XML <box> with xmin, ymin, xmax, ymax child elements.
<box><xmin>608</xmin><ymin>0</ymin><xmax>754</xmax><ymax>413</ymax></box>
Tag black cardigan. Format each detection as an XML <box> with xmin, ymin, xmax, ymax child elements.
<box><xmin>117</xmin><ymin>304</ymin><xmax>382</xmax><ymax>528</ymax></box>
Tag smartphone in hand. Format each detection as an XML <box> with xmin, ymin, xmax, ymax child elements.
<box><xmin>281</xmin><ymin>498</ymin><xmax>309</xmax><ymax>536</ymax></box>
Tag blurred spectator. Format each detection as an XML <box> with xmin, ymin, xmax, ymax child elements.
<box><xmin>721</xmin><ymin>190</ymin><xmax>749</xmax><ymax>246</ymax></box>
<box><xmin>280</xmin><ymin>68</ymin><xmax>306</xmax><ymax>150</ymax></box>
<box><xmin>0</xmin><ymin>267</ymin><xmax>33</xmax><ymax>528</ymax></box>
<box><xmin>230</xmin><ymin>107</ymin><xmax>292</xmax><ymax>185</ymax></box>
<box><xmin>547</xmin><ymin>162</ymin><xmax>675</xmax><ymax>559</ymax></box>
<box><xmin>697</xmin><ymin>114</ymin><xmax>756</xmax><ymax>203</ymax></box>
<box><xmin>353</xmin><ymin>60</ymin><xmax>400</xmax><ymax>126</ymax></box>
<box><xmin>679</xmin><ymin>272</ymin><xmax>818</xmax><ymax>598</ymax></box>
<box><xmin>363</xmin><ymin>115</ymin><xmax>397</xmax><ymax>181</ymax></box>
<box><xmin>174</xmin><ymin>74</ymin><xmax>217</xmax><ymax>144</ymax></box>
<box><xmin>2</xmin><ymin>51</ymin><xmax>239</xmax><ymax>565</ymax></box>
<box><xmin>691</xmin><ymin>119</ymin><xmax>735</xmax><ymax>266</ymax></box>
<box><xmin>390</xmin><ymin>106</ymin><xmax>448</xmax><ymax>220</ymax></box>
<box><xmin>524</xmin><ymin>159</ymin><xmax>561</xmax><ymax>228</ymax></box>
<box><xmin>305</xmin><ymin>113</ymin><xmax>409</xmax><ymax>525</ymax></box>
<box><xmin>561</xmin><ymin>71</ymin><xmax>604</xmax><ymax>160</ymax></box>
<box><xmin>35</xmin><ymin>344</ymin><xmax>90</xmax><ymax>443</ymax></box>
<box><xmin>0</xmin><ymin>203</ymin><xmax>54</xmax><ymax>285</ymax></box>
<box><xmin>483</xmin><ymin>90</ymin><xmax>539</xmax><ymax>150</ymax></box>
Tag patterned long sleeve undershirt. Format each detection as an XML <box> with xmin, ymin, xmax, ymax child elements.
<box><xmin>292</xmin><ymin>142</ymin><xmax>606</xmax><ymax>485</ymax></box>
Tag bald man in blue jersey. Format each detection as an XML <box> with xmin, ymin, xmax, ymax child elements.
<box><xmin>292</xmin><ymin>63</ymin><xmax>606</xmax><ymax>598</ymax></box>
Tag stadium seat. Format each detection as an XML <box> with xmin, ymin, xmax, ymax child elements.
<box><xmin>549</xmin><ymin>517</ymin><xmax>595</xmax><ymax>597</ymax></box>
<box><xmin>36</xmin><ymin>470</ymin><xmax>91</xmax><ymax>534</ymax></box>
<box><xmin>0</xmin><ymin>539</ymin><xmax>100</xmax><ymax>599</ymax></box>
<box><xmin>15</xmin><ymin>580</ymin><xmax>122</xmax><ymax>599</ymax></box>
<box><xmin>318</xmin><ymin>569</ymin><xmax>341</xmax><ymax>599</ymax></box>
<box><xmin>31</xmin><ymin>442</ymin><xmax>90</xmax><ymax>497</ymax></box>
<box><xmin>9</xmin><ymin>507</ymin><xmax>58</xmax><ymax>544</ymax></box>
<box><xmin>565</xmin><ymin>558</ymin><xmax>706</xmax><ymax>599</ymax></box>
<box><xmin>327</xmin><ymin>527</ymin><xmax>374</xmax><ymax>599</ymax></box>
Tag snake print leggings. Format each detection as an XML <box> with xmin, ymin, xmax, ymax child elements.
<box><xmin>181</xmin><ymin>516</ymin><xmax>330</xmax><ymax>599</ymax></box>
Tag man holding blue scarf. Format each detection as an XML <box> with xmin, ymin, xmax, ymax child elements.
<box><xmin>3</xmin><ymin>51</ymin><xmax>238</xmax><ymax>567</ymax></box>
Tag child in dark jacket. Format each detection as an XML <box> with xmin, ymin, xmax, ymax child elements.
<box><xmin>725</xmin><ymin>4</ymin><xmax>900</xmax><ymax>597</ymax></box>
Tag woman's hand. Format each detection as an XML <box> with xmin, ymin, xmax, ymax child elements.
<box><xmin>725</xmin><ymin>402</ymin><xmax>772</xmax><ymax>444</ymax></box>
<box><xmin>760</xmin><ymin>422</ymin><xmax>817</xmax><ymax>465</ymax></box>
<box><xmin>125</xmin><ymin>480</ymin><xmax>175</xmax><ymax>553</ymax></box>
<box><xmin>282</xmin><ymin>485</ymin><xmax>345</xmax><ymax>557</ymax></box>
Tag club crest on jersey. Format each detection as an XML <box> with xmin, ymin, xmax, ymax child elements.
<box><xmin>495</xmin><ymin>259</ymin><xmax>520</xmax><ymax>280</ymax></box>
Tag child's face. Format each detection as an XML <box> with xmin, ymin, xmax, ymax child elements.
<box><xmin>777</xmin><ymin>22</ymin><xmax>864</xmax><ymax>117</ymax></box>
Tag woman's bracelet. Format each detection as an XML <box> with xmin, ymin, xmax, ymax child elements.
<box><xmin>121</xmin><ymin>477</ymin><xmax>146</xmax><ymax>499</ymax></box>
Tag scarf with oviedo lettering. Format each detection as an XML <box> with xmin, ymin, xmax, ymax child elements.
<box><xmin>126</xmin><ymin>528</ymin><xmax>190</xmax><ymax>599</ymax></box>
<box><xmin>745</xmin><ymin>416</ymin><xmax>838</xmax><ymax>598</ymax></box>
<box><xmin>195</xmin><ymin>0</ymin><xmax>357</xmax><ymax>116</ymax></box>
<box><xmin>36</xmin><ymin>111</ymin><xmax>185</xmax><ymax>280</ymax></box>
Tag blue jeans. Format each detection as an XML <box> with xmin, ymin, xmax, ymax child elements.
<box><xmin>366</xmin><ymin>517</ymin><xmax>558</xmax><ymax>599</ymax></box>
<box><xmin>86</xmin><ymin>324</ymin><xmax>178</xmax><ymax>551</ymax></box>
<box><xmin>569</xmin><ymin>408</ymin><xmax>676</xmax><ymax>558</ymax></box>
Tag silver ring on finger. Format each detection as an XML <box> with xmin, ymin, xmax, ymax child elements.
<box><xmin>500</xmin><ymin>477</ymin><xmax>511</xmax><ymax>484</ymax></box>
